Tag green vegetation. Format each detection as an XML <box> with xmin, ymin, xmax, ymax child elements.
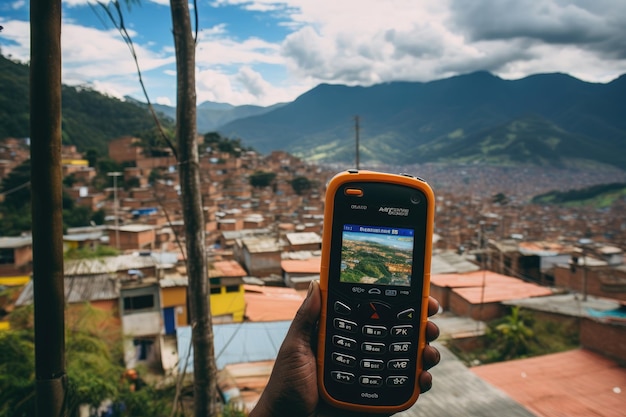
<box><xmin>532</xmin><ymin>182</ymin><xmax>626</xmax><ymax>208</ymax></box>
<box><xmin>1</xmin><ymin>304</ymin><xmax>177</xmax><ymax>417</ymax></box>
<box><xmin>248</xmin><ymin>170</ymin><xmax>276</xmax><ymax>188</ymax></box>
<box><xmin>0</xmin><ymin>160</ymin><xmax>106</xmax><ymax>236</ymax></box>
<box><xmin>0</xmin><ymin>54</ymin><xmax>172</xmax><ymax>155</ymax></box>
<box><xmin>449</xmin><ymin>307</ymin><xmax>579</xmax><ymax>366</ymax></box>
<box><xmin>290</xmin><ymin>176</ymin><xmax>313</xmax><ymax>195</ymax></box>
<box><xmin>203</xmin><ymin>132</ymin><xmax>253</xmax><ymax>157</ymax></box>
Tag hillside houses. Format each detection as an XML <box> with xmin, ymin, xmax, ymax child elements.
<box><xmin>1</xmin><ymin>135</ymin><xmax>626</xmax><ymax>416</ymax></box>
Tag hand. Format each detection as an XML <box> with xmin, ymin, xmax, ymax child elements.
<box><xmin>249</xmin><ymin>280</ymin><xmax>441</xmax><ymax>417</ymax></box>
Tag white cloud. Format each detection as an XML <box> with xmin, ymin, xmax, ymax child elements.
<box><xmin>156</xmin><ymin>96</ymin><xmax>172</xmax><ymax>106</ymax></box>
<box><xmin>4</xmin><ymin>0</ymin><xmax>626</xmax><ymax>106</ymax></box>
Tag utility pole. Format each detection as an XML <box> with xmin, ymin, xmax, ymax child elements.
<box><xmin>30</xmin><ymin>0</ymin><xmax>66</xmax><ymax>415</ymax></box>
<box><xmin>354</xmin><ymin>115</ymin><xmax>360</xmax><ymax>169</ymax></box>
<box><xmin>108</xmin><ymin>172</ymin><xmax>122</xmax><ymax>250</ymax></box>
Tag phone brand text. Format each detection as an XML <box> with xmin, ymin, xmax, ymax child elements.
<box><xmin>379</xmin><ymin>207</ymin><xmax>410</xmax><ymax>216</ymax></box>
<box><xmin>351</xmin><ymin>204</ymin><xmax>367</xmax><ymax>210</ymax></box>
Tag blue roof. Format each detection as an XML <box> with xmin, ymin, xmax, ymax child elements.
<box><xmin>176</xmin><ymin>320</ymin><xmax>291</xmax><ymax>371</ymax></box>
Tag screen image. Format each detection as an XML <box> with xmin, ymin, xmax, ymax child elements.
<box><xmin>339</xmin><ymin>224</ymin><xmax>414</xmax><ymax>287</ymax></box>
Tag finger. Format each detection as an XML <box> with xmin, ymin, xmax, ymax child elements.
<box><xmin>425</xmin><ymin>320</ymin><xmax>440</xmax><ymax>343</ymax></box>
<box><xmin>422</xmin><ymin>344</ymin><xmax>440</xmax><ymax>371</ymax></box>
<box><xmin>284</xmin><ymin>280</ymin><xmax>322</xmax><ymax>346</ymax></box>
<box><xmin>419</xmin><ymin>370</ymin><xmax>433</xmax><ymax>393</ymax></box>
<box><xmin>427</xmin><ymin>296</ymin><xmax>440</xmax><ymax>316</ymax></box>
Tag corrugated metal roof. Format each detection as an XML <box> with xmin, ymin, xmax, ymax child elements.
<box><xmin>502</xmin><ymin>294</ymin><xmax>622</xmax><ymax>318</ymax></box>
<box><xmin>16</xmin><ymin>274</ymin><xmax>118</xmax><ymax>306</ymax></box>
<box><xmin>472</xmin><ymin>349</ymin><xmax>626</xmax><ymax>417</ymax></box>
<box><xmin>285</xmin><ymin>232</ymin><xmax>322</xmax><ymax>246</ymax></box>
<box><xmin>0</xmin><ymin>236</ymin><xmax>32</xmax><ymax>248</ymax></box>
<box><xmin>431</xmin><ymin>251</ymin><xmax>481</xmax><ymax>274</ymax></box>
<box><xmin>242</xmin><ymin>237</ymin><xmax>281</xmax><ymax>253</ymax></box>
<box><xmin>177</xmin><ymin>321</ymin><xmax>291</xmax><ymax>371</ymax></box>
<box><xmin>64</xmin><ymin>254</ymin><xmax>157</xmax><ymax>276</ymax></box>
<box><xmin>398</xmin><ymin>343</ymin><xmax>535</xmax><ymax>417</ymax></box>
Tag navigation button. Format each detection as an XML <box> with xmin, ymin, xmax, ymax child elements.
<box><xmin>397</xmin><ymin>308</ymin><xmax>415</xmax><ymax>321</ymax></box>
<box><xmin>334</xmin><ymin>301</ymin><xmax>352</xmax><ymax>315</ymax></box>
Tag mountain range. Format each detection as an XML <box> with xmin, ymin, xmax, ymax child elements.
<box><xmin>1</xmin><ymin>54</ymin><xmax>625</xmax><ymax>169</ymax></box>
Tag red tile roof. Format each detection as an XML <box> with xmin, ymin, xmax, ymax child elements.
<box><xmin>244</xmin><ymin>284</ymin><xmax>304</xmax><ymax>322</ymax></box>
<box><xmin>431</xmin><ymin>270</ymin><xmax>519</xmax><ymax>288</ymax></box>
<box><xmin>210</xmin><ymin>260</ymin><xmax>247</xmax><ymax>278</ymax></box>
<box><xmin>281</xmin><ymin>257</ymin><xmax>321</xmax><ymax>274</ymax></box>
<box><xmin>433</xmin><ymin>270</ymin><xmax>554</xmax><ymax>304</ymax></box>
<box><xmin>472</xmin><ymin>349</ymin><xmax>626</xmax><ymax>417</ymax></box>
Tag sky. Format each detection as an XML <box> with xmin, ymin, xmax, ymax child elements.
<box><xmin>1</xmin><ymin>0</ymin><xmax>626</xmax><ymax>107</ymax></box>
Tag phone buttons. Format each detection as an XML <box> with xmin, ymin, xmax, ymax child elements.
<box><xmin>333</xmin><ymin>335</ymin><xmax>357</xmax><ymax>350</ymax></box>
<box><xmin>331</xmin><ymin>371</ymin><xmax>355</xmax><ymax>384</ymax></box>
<box><xmin>362</xmin><ymin>342</ymin><xmax>386</xmax><ymax>354</ymax></box>
<box><xmin>360</xmin><ymin>359</ymin><xmax>384</xmax><ymax>371</ymax></box>
<box><xmin>362</xmin><ymin>325</ymin><xmax>388</xmax><ymax>338</ymax></box>
<box><xmin>388</xmin><ymin>359</ymin><xmax>411</xmax><ymax>370</ymax></box>
<box><xmin>390</xmin><ymin>342</ymin><xmax>412</xmax><ymax>353</ymax></box>
<box><xmin>332</xmin><ymin>352</ymin><xmax>356</xmax><ymax>367</ymax></box>
<box><xmin>334</xmin><ymin>301</ymin><xmax>352</xmax><ymax>315</ymax></box>
<box><xmin>368</xmin><ymin>288</ymin><xmax>382</xmax><ymax>295</ymax></box>
<box><xmin>391</xmin><ymin>325</ymin><xmax>414</xmax><ymax>337</ymax></box>
<box><xmin>359</xmin><ymin>375</ymin><xmax>383</xmax><ymax>387</ymax></box>
<box><xmin>334</xmin><ymin>318</ymin><xmax>358</xmax><ymax>333</ymax></box>
<box><xmin>386</xmin><ymin>376</ymin><xmax>410</xmax><ymax>387</ymax></box>
<box><xmin>397</xmin><ymin>308</ymin><xmax>415</xmax><ymax>321</ymax></box>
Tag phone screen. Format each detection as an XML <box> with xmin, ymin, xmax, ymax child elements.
<box><xmin>340</xmin><ymin>224</ymin><xmax>414</xmax><ymax>287</ymax></box>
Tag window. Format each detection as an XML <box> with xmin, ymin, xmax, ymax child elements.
<box><xmin>0</xmin><ymin>249</ymin><xmax>15</xmax><ymax>265</ymax></box>
<box><xmin>123</xmin><ymin>294</ymin><xmax>155</xmax><ymax>312</ymax></box>
<box><xmin>225</xmin><ymin>284</ymin><xmax>240</xmax><ymax>293</ymax></box>
<box><xmin>210</xmin><ymin>287</ymin><xmax>222</xmax><ymax>295</ymax></box>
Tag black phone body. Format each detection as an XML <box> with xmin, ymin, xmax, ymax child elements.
<box><xmin>316</xmin><ymin>170</ymin><xmax>435</xmax><ymax>413</ymax></box>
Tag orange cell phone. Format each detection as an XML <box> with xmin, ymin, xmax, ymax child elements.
<box><xmin>316</xmin><ymin>170</ymin><xmax>435</xmax><ymax>414</ymax></box>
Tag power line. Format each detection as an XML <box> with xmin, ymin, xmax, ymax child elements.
<box><xmin>0</xmin><ymin>181</ymin><xmax>31</xmax><ymax>196</ymax></box>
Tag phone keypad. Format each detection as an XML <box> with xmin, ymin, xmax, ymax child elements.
<box><xmin>327</xmin><ymin>298</ymin><xmax>418</xmax><ymax>389</ymax></box>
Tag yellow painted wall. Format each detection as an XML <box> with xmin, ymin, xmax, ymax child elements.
<box><xmin>0</xmin><ymin>276</ymin><xmax>30</xmax><ymax>286</ymax></box>
<box><xmin>161</xmin><ymin>284</ymin><xmax>245</xmax><ymax>324</ymax></box>
<box><xmin>210</xmin><ymin>285</ymin><xmax>245</xmax><ymax>322</ymax></box>
<box><xmin>62</xmin><ymin>159</ymin><xmax>89</xmax><ymax>166</ymax></box>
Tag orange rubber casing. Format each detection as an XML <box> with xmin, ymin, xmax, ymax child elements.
<box><xmin>316</xmin><ymin>170</ymin><xmax>435</xmax><ymax>414</ymax></box>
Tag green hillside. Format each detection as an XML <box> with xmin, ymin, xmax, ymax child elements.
<box><xmin>0</xmin><ymin>54</ymin><xmax>171</xmax><ymax>155</ymax></box>
<box><xmin>532</xmin><ymin>182</ymin><xmax>626</xmax><ymax>208</ymax></box>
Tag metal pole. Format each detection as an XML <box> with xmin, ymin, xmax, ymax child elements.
<box><xmin>108</xmin><ymin>172</ymin><xmax>122</xmax><ymax>250</ymax></box>
<box><xmin>355</xmin><ymin>115</ymin><xmax>360</xmax><ymax>169</ymax></box>
<box><xmin>30</xmin><ymin>0</ymin><xmax>67</xmax><ymax>415</ymax></box>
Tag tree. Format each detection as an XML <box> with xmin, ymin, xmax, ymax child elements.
<box><xmin>249</xmin><ymin>170</ymin><xmax>276</xmax><ymax>188</ymax></box>
<box><xmin>290</xmin><ymin>176</ymin><xmax>313</xmax><ymax>195</ymax></box>
<box><xmin>170</xmin><ymin>1</ymin><xmax>219</xmax><ymax>415</ymax></box>
<box><xmin>489</xmin><ymin>306</ymin><xmax>534</xmax><ymax>361</ymax></box>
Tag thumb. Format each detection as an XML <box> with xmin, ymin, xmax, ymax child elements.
<box><xmin>285</xmin><ymin>280</ymin><xmax>322</xmax><ymax>347</ymax></box>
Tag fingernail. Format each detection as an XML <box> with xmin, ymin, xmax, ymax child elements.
<box><xmin>306</xmin><ymin>280</ymin><xmax>315</xmax><ymax>299</ymax></box>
